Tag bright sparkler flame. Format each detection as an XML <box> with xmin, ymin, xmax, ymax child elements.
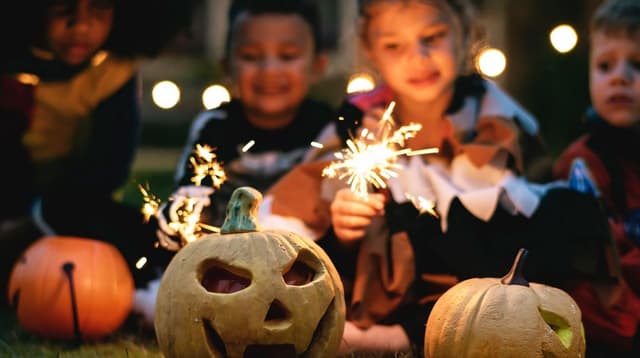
<box><xmin>140</xmin><ymin>143</ymin><xmax>227</xmax><ymax>250</ymax></box>
<box><xmin>190</xmin><ymin>144</ymin><xmax>227</xmax><ymax>188</ymax></box>
<box><xmin>323</xmin><ymin>138</ymin><xmax>403</xmax><ymax>198</ymax></box>
<box><xmin>168</xmin><ymin>197</ymin><xmax>208</xmax><ymax>244</ymax></box>
<box><xmin>322</xmin><ymin>101</ymin><xmax>439</xmax><ymax>199</ymax></box>
<box><xmin>138</xmin><ymin>183</ymin><xmax>161</xmax><ymax>223</ymax></box>
<box><xmin>406</xmin><ymin>193</ymin><xmax>439</xmax><ymax>217</ymax></box>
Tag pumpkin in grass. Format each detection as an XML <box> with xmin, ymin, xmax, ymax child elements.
<box><xmin>155</xmin><ymin>186</ymin><xmax>346</xmax><ymax>358</ymax></box>
<box><xmin>7</xmin><ymin>237</ymin><xmax>134</xmax><ymax>341</ymax></box>
<box><xmin>424</xmin><ymin>248</ymin><xmax>585</xmax><ymax>358</ymax></box>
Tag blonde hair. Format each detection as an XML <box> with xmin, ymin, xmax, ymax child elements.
<box><xmin>591</xmin><ymin>0</ymin><xmax>640</xmax><ymax>37</ymax></box>
<box><xmin>358</xmin><ymin>0</ymin><xmax>484</xmax><ymax>74</ymax></box>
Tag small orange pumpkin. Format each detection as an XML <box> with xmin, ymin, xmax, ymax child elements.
<box><xmin>7</xmin><ymin>236</ymin><xmax>134</xmax><ymax>341</ymax></box>
<box><xmin>425</xmin><ymin>248</ymin><xmax>585</xmax><ymax>358</ymax></box>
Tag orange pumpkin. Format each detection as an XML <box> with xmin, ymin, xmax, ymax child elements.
<box><xmin>7</xmin><ymin>236</ymin><xmax>134</xmax><ymax>341</ymax></box>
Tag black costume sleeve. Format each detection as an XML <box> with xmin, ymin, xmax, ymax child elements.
<box><xmin>335</xmin><ymin>100</ymin><xmax>364</xmax><ymax>143</ymax></box>
<box><xmin>0</xmin><ymin>76</ymin><xmax>35</xmax><ymax>218</ymax></box>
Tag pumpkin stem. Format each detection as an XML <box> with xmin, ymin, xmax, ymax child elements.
<box><xmin>221</xmin><ymin>187</ymin><xmax>262</xmax><ymax>234</ymax></box>
<box><xmin>500</xmin><ymin>248</ymin><xmax>530</xmax><ymax>287</ymax></box>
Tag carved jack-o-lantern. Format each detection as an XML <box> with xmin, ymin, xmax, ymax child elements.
<box><xmin>155</xmin><ymin>187</ymin><xmax>345</xmax><ymax>358</ymax></box>
<box><xmin>425</xmin><ymin>248</ymin><xmax>585</xmax><ymax>358</ymax></box>
<box><xmin>7</xmin><ymin>237</ymin><xmax>134</xmax><ymax>341</ymax></box>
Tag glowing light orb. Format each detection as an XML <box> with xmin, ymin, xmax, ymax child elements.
<box><xmin>476</xmin><ymin>48</ymin><xmax>507</xmax><ymax>78</ymax></box>
<box><xmin>550</xmin><ymin>24</ymin><xmax>578</xmax><ymax>53</ymax></box>
<box><xmin>346</xmin><ymin>73</ymin><xmax>375</xmax><ymax>94</ymax></box>
<box><xmin>135</xmin><ymin>257</ymin><xmax>147</xmax><ymax>269</ymax></box>
<box><xmin>202</xmin><ymin>84</ymin><xmax>231</xmax><ymax>109</ymax></box>
<box><xmin>152</xmin><ymin>81</ymin><xmax>180</xmax><ymax>109</ymax></box>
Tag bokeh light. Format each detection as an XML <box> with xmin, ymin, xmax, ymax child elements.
<box><xmin>550</xmin><ymin>24</ymin><xmax>578</xmax><ymax>53</ymax></box>
<box><xmin>202</xmin><ymin>84</ymin><xmax>231</xmax><ymax>109</ymax></box>
<box><xmin>152</xmin><ymin>80</ymin><xmax>181</xmax><ymax>109</ymax></box>
<box><xmin>135</xmin><ymin>257</ymin><xmax>147</xmax><ymax>270</ymax></box>
<box><xmin>346</xmin><ymin>73</ymin><xmax>375</xmax><ymax>94</ymax></box>
<box><xmin>476</xmin><ymin>48</ymin><xmax>507</xmax><ymax>78</ymax></box>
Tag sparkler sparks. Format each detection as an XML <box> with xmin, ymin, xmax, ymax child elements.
<box><xmin>406</xmin><ymin>193</ymin><xmax>439</xmax><ymax>217</ymax></box>
<box><xmin>165</xmin><ymin>194</ymin><xmax>218</xmax><ymax>246</ymax></box>
<box><xmin>322</xmin><ymin>101</ymin><xmax>439</xmax><ymax>199</ymax></box>
<box><xmin>138</xmin><ymin>183</ymin><xmax>161</xmax><ymax>223</ymax></box>
<box><xmin>190</xmin><ymin>144</ymin><xmax>227</xmax><ymax>188</ymax></box>
<box><xmin>139</xmin><ymin>143</ymin><xmax>227</xmax><ymax>250</ymax></box>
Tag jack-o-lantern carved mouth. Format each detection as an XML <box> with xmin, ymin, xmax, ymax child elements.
<box><xmin>243</xmin><ymin>344</ymin><xmax>296</xmax><ymax>358</ymax></box>
<box><xmin>202</xmin><ymin>319</ymin><xmax>296</xmax><ymax>358</ymax></box>
<box><xmin>202</xmin><ymin>297</ymin><xmax>339</xmax><ymax>358</ymax></box>
<box><xmin>198</xmin><ymin>254</ymin><xmax>337</xmax><ymax>358</ymax></box>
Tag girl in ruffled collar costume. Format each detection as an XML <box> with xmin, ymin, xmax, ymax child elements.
<box><xmin>261</xmin><ymin>0</ymin><xmax>614</xmax><ymax>355</ymax></box>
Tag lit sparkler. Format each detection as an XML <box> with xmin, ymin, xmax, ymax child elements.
<box><xmin>405</xmin><ymin>193</ymin><xmax>439</xmax><ymax>217</ymax></box>
<box><xmin>322</xmin><ymin>101</ymin><xmax>439</xmax><ymax>199</ymax></box>
<box><xmin>165</xmin><ymin>193</ymin><xmax>220</xmax><ymax>246</ymax></box>
<box><xmin>138</xmin><ymin>183</ymin><xmax>161</xmax><ymax>223</ymax></box>
<box><xmin>190</xmin><ymin>144</ymin><xmax>227</xmax><ymax>188</ymax></box>
<box><xmin>139</xmin><ymin>143</ymin><xmax>227</xmax><ymax>250</ymax></box>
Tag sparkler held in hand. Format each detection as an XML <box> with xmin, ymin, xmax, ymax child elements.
<box><xmin>138</xmin><ymin>183</ymin><xmax>161</xmax><ymax>223</ymax></box>
<box><xmin>322</xmin><ymin>101</ymin><xmax>439</xmax><ymax>200</ymax></box>
<box><xmin>139</xmin><ymin>144</ymin><xmax>227</xmax><ymax>250</ymax></box>
<box><xmin>190</xmin><ymin>144</ymin><xmax>227</xmax><ymax>188</ymax></box>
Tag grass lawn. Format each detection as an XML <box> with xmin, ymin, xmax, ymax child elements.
<box><xmin>1</xmin><ymin>306</ymin><xmax>414</xmax><ymax>357</ymax></box>
<box><xmin>0</xmin><ymin>307</ymin><xmax>162</xmax><ymax>357</ymax></box>
<box><xmin>0</xmin><ymin>163</ymin><xmax>415</xmax><ymax>358</ymax></box>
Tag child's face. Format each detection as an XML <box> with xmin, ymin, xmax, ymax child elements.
<box><xmin>363</xmin><ymin>1</ymin><xmax>460</xmax><ymax>105</ymax></box>
<box><xmin>47</xmin><ymin>0</ymin><xmax>114</xmax><ymax>66</ymax></box>
<box><xmin>590</xmin><ymin>31</ymin><xmax>640</xmax><ymax>128</ymax></box>
<box><xmin>228</xmin><ymin>13</ymin><xmax>325</xmax><ymax>127</ymax></box>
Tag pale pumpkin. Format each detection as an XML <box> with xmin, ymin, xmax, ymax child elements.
<box><xmin>8</xmin><ymin>236</ymin><xmax>133</xmax><ymax>341</ymax></box>
<box><xmin>424</xmin><ymin>248</ymin><xmax>585</xmax><ymax>358</ymax></box>
<box><xmin>155</xmin><ymin>186</ymin><xmax>346</xmax><ymax>358</ymax></box>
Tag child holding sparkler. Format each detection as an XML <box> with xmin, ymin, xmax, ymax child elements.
<box><xmin>0</xmin><ymin>0</ymin><xmax>192</xmax><ymax>304</ymax></box>
<box><xmin>155</xmin><ymin>0</ymin><xmax>333</xmax><ymax>241</ymax></box>
<box><xmin>553</xmin><ymin>0</ymin><xmax>640</xmax><ymax>355</ymax></box>
<box><xmin>132</xmin><ymin>0</ymin><xmax>335</xmax><ymax>325</ymax></box>
<box><xmin>262</xmin><ymin>0</ymin><xmax>615</xmax><ymax>354</ymax></box>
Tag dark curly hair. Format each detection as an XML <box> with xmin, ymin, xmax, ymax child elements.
<box><xmin>224</xmin><ymin>0</ymin><xmax>324</xmax><ymax>58</ymax></box>
<box><xmin>1</xmin><ymin>0</ymin><xmax>194</xmax><ymax>62</ymax></box>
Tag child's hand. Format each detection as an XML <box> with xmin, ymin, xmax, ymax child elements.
<box><xmin>155</xmin><ymin>185</ymin><xmax>215</xmax><ymax>251</ymax></box>
<box><xmin>330</xmin><ymin>188</ymin><xmax>385</xmax><ymax>243</ymax></box>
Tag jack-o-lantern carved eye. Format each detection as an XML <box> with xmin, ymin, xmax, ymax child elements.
<box><xmin>540</xmin><ymin>309</ymin><xmax>572</xmax><ymax>349</ymax></box>
<box><xmin>283</xmin><ymin>250</ymin><xmax>320</xmax><ymax>286</ymax></box>
<box><xmin>200</xmin><ymin>260</ymin><xmax>251</xmax><ymax>293</ymax></box>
